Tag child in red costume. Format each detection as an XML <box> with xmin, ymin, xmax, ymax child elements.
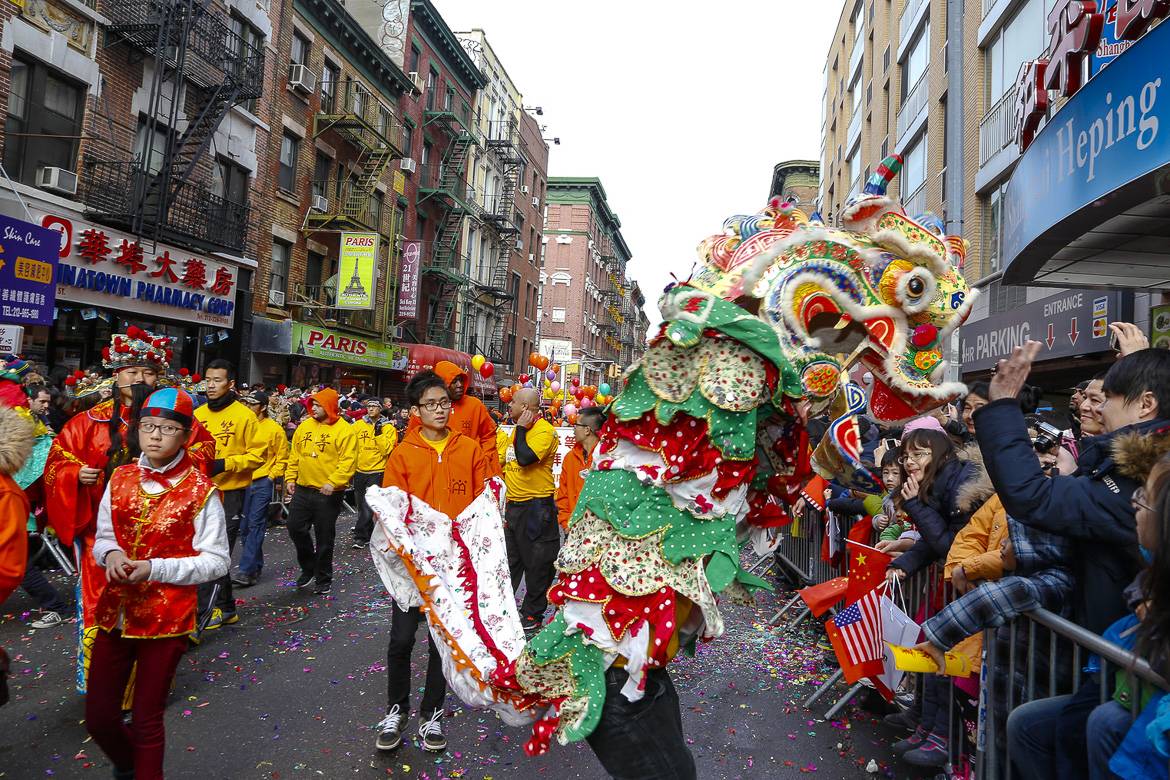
<box><xmin>86</xmin><ymin>388</ymin><xmax>228</xmax><ymax>780</ymax></box>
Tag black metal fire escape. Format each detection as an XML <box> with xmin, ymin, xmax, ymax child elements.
<box><xmin>476</xmin><ymin>115</ymin><xmax>525</xmax><ymax>367</ymax></box>
<box><xmin>82</xmin><ymin>0</ymin><xmax>264</xmax><ymax>254</ymax></box>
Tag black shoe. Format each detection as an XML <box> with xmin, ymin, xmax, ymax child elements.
<box><xmin>375</xmin><ymin>705</ymin><xmax>407</xmax><ymax>751</ymax></box>
<box><xmin>521</xmin><ymin>616</ymin><xmax>541</xmax><ymax>639</ymax></box>
<box><xmin>314</xmin><ymin>583</ymin><xmax>332</xmax><ymax>595</ymax></box>
<box><xmin>418</xmin><ymin>709</ymin><xmax>446</xmax><ymax>752</ymax></box>
<box><xmin>231</xmin><ymin>571</ymin><xmax>258</xmax><ymax>587</ymax></box>
<box><xmin>295</xmin><ymin>572</ymin><xmax>314</xmax><ymax>588</ymax></box>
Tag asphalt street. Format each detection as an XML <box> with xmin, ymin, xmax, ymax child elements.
<box><xmin>1</xmin><ymin>515</ymin><xmax>902</xmax><ymax>779</ymax></box>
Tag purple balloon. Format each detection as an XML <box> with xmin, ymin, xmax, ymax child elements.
<box><xmin>546</xmin><ymin>369</ymin><xmax>556</xmax><ymax>381</ymax></box>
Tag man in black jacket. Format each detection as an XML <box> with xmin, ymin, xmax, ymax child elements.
<box><xmin>974</xmin><ymin>341</ymin><xmax>1170</xmax><ymax>635</ymax></box>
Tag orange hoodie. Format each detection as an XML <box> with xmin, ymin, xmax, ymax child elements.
<box><xmin>409</xmin><ymin>361</ymin><xmax>501</xmax><ymax>477</ymax></box>
<box><xmin>382</xmin><ymin>427</ymin><xmax>491</xmax><ymax>519</ymax></box>
<box><xmin>311</xmin><ymin>388</ymin><xmax>341</xmax><ymax>423</ymax></box>
<box><xmin>555</xmin><ymin>442</ymin><xmax>592</xmax><ymax>530</ymax></box>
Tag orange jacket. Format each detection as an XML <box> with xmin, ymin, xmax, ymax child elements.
<box><xmin>382</xmin><ymin>427</ymin><xmax>490</xmax><ymax>519</ymax></box>
<box><xmin>408</xmin><ymin>361</ymin><xmax>501</xmax><ymax>477</ymax></box>
<box><xmin>0</xmin><ymin>473</ymin><xmax>29</xmax><ymax>603</ymax></box>
<box><xmin>944</xmin><ymin>494</ymin><xmax>1007</xmax><ymax>583</ymax></box>
<box><xmin>555</xmin><ymin>442</ymin><xmax>592</xmax><ymax>530</ymax></box>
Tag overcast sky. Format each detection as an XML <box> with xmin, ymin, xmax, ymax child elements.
<box><xmin>433</xmin><ymin>1</ymin><xmax>844</xmax><ymax>328</ymax></box>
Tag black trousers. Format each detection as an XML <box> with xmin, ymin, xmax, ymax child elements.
<box><xmin>198</xmin><ymin>488</ymin><xmax>244</xmax><ymax>614</ymax></box>
<box><xmin>286</xmin><ymin>487</ymin><xmax>343</xmax><ymax>586</ymax></box>
<box><xmin>503</xmin><ymin>496</ymin><xmax>560</xmax><ymax>623</ymax></box>
<box><xmin>21</xmin><ymin>533</ymin><xmax>69</xmax><ymax>612</ymax></box>
<box><xmin>585</xmin><ymin>667</ymin><xmax>696</xmax><ymax>780</ymax></box>
<box><xmin>386</xmin><ymin>605</ymin><xmax>446</xmax><ymax>717</ymax></box>
<box><xmin>351</xmin><ymin>470</ymin><xmax>383</xmax><ymax>545</ymax></box>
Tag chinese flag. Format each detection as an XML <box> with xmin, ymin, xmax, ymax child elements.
<box><xmin>845</xmin><ymin>539</ymin><xmax>892</xmax><ymax>604</ymax></box>
<box><xmin>798</xmin><ymin>576</ymin><xmax>847</xmax><ymax>617</ymax></box>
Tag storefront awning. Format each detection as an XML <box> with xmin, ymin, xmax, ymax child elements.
<box><xmin>404</xmin><ymin>343</ymin><xmax>496</xmax><ymax>396</ymax></box>
<box><xmin>1001</xmin><ymin>19</ymin><xmax>1170</xmax><ymax>289</ymax></box>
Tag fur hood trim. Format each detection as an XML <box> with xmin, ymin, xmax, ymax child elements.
<box><xmin>1111</xmin><ymin>430</ymin><xmax>1170</xmax><ymax>482</ymax></box>
<box><xmin>0</xmin><ymin>405</ymin><xmax>34</xmax><ymax>476</ymax></box>
<box><xmin>953</xmin><ymin>442</ymin><xmax>994</xmax><ymax>513</ymax></box>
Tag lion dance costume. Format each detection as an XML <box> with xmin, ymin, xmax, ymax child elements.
<box><xmin>368</xmin><ymin>155</ymin><xmax>976</xmax><ymax>754</ymax></box>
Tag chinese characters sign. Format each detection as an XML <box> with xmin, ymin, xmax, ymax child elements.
<box><xmin>397</xmin><ymin>240</ymin><xmax>421</xmax><ymax>319</ymax></box>
<box><xmin>1016</xmin><ymin>0</ymin><xmax>1170</xmax><ymax>152</ymax></box>
<box><xmin>0</xmin><ymin>214</ymin><xmax>58</xmax><ymax>326</ymax></box>
<box><xmin>35</xmin><ymin>210</ymin><xmax>238</xmax><ymax>327</ymax></box>
<box><xmin>337</xmin><ymin>232</ymin><xmax>377</xmax><ymax>310</ymax></box>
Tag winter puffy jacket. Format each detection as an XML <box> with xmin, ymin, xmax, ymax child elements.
<box><xmin>890</xmin><ymin>449</ymin><xmax>989</xmax><ymax>577</ymax></box>
<box><xmin>973</xmin><ymin>398</ymin><xmax>1159</xmax><ymax>634</ymax></box>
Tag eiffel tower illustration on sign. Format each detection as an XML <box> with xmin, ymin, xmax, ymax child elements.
<box><xmin>343</xmin><ymin>259</ymin><xmax>367</xmax><ymax>298</ymax></box>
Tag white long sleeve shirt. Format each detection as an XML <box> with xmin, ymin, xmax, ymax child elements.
<box><xmin>92</xmin><ymin>452</ymin><xmax>230</xmax><ymax>586</ymax></box>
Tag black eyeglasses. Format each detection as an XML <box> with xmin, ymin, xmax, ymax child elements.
<box><xmin>417</xmin><ymin>399</ymin><xmax>452</xmax><ymax>412</ymax></box>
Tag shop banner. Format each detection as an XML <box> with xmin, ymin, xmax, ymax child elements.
<box><xmin>292</xmin><ymin>321</ymin><xmax>406</xmax><ymax>370</ymax></box>
<box><xmin>15</xmin><ymin>208</ymin><xmax>239</xmax><ymax>327</ymax></box>
<box><xmin>336</xmin><ymin>232</ymin><xmax>377</xmax><ymax>310</ymax></box>
<box><xmin>404</xmin><ymin>343</ymin><xmax>495</xmax><ymax>396</ymax></box>
<box><xmin>397</xmin><ymin>240</ymin><xmax>421</xmax><ymax>319</ymax></box>
<box><xmin>0</xmin><ymin>213</ymin><xmax>58</xmax><ymax>326</ymax></box>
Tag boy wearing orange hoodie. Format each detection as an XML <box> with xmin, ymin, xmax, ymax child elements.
<box><xmin>376</xmin><ymin>370</ymin><xmax>492</xmax><ymax>754</ymax></box>
<box><xmin>409</xmin><ymin>360</ymin><xmax>500</xmax><ymax>477</ymax></box>
<box><xmin>284</xmin><ymin>388</ymin><xmax>357</xmax><ymax>595</ymax></box>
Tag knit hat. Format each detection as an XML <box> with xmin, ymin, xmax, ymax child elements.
<box><xmin>140</xmin><ymin>388</ymin><xmax>194</xmax><ymax>427</ymax></box>
<box><xmin>102</xmin><ymin>325</ymin><xmax>174</xmax><ymax>372</ymax></box>
<box><xmin>902</xmin><ymin>415</ymin><xmax>945</xmax><ymax>435</ymax></box>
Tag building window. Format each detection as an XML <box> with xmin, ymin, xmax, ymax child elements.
<box><xmin>551</xmin><ymin>307</ymin><xmax>566</xmax><ymax>323</ymax></box>
<box><xmin>134</xmin><ymin>118</ymin><xmax>172</xmax><ymax>176</ymax></box>
<box><xmin>4</xmin><ymin>57</ymin><xmax>85</xmax><ymax>187</ymax></box>
<box><xmin>402</xmin><ymin>123</ymin><xmax>414</xmax><ymax>158</ymax></box>
<box><xmin>901</xmin><ymin>24</ymin><xmax>929</xmax><ymax>99</ymax></box>
<box><xmin>422</xmin><ymin>141</ymin><xmax>433</xmax><ymax>183</ymax></box>
<box><xmin>305</xmin><ymin>250</ymin><xmax>326</xmax><ymax>296</ymax></box>
<box><xmin>213</xmin><ymin>157</ymin><xmax>249</xmax><ymax>206</ymax></box>
<box><xmin>985</xmin><ymin>182</ymin><xmax>1008</xmax><ymax>274</ymax></box>
<box><xmin>511</xmin><ymin>272</ymin><xmax>521</xmax><ymax>315</ymax></box>
<box><xmin>409</xmin><ymin>46</ymin><xmax>421</xmax><ymax>74</ymax></box>
<box><xmin>311</xmin><ymin>151</ymin><xmax>331</xmax><ymax>201</ymax></box>
<box><xmin>985</xmin><ymin>0</ymin><xmax>1045</xmax><ymax>104</ymax></box>
<box><xmin>229</xmin><ymin>14</ymin><xmax>263</xmax><ymax>113</ymax></box>
<box><xmin>444</xmin><ymin>85</ymin><xmax>454</xmax><ymax>111</ymax></box>
<box><xmin>291</xmin><ymin>31</ymin><xmax>310</xmax><ymax>67</ymax></box>
<box><xmin>425</xmin><ymin>69</ymin><xmax>437</xmax><ymax>111</ymax></box>
<box><xmin>370</xmin><ymin>190</ymin><xmax>384</xmax><ymax>233</ymax></box>
<box><xmin>270</xmin><ymin>240</ymin><xmax>290</xmax><ymax>296</ymax></box>
<box><xmin>902</xmin><ymin>133</ymin><xmax>927</xmax><ymax>195</ymax></box>
<box><xmin>279</xmin><ymin>132</ymin><xmax>300</xmax><ymax>193</ymax></box>
<box><xmin>378</xmin><ymin>103</ymin><xmax>392</xmax><ymax>140</ymax></box>
<box><xmin>320</xmin><ymin>60</ymin><xmax>339</xmax><ymax>112</ymax></box>
<box><xmin>846</xmin><ymin>148</ymin><xmax>860</xmax><ymax>194</ymax></box>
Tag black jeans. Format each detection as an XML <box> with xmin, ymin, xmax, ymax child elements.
<box><xmin>286</xmin><ymin>487</ymin><xmax>343</xmax><ymax>586</ymax></box>
<box><xmin>585</xmin><ymin>667</ymin><xmax>696</xmax><ymax>780</ymax></box>
<box><xmin>21</xmin><ymin>535</ymin><xmax>69</xmax><ymax>612</ymax></box>
<box><xmin>503</xmin><ymin>496</ymin><xmax>559</xmax><ymax>623</ymax></box>
<box><xmin>351</xmin><ymin>471</ymin><xmax>382</xmax><ymax>545</ymax></box>
<box><xmin>386</xmin><ymin>605</ymin><xmax>446</xmax><ymax>717</ymax></box>
<box><xmin>198</xmin><ymin>488</ymin><xmax>244</xmax><ymax>614</ymax></box>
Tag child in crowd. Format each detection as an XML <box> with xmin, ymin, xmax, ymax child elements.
<box><xmin>85</xmin><ymin>388</ymin><xmax>228</xmax><ymax>780</ymax></box>
<box><xmin>376</xmin><ymin>371</ymin><xmax>492</xmax><ymax>754</ymax></box>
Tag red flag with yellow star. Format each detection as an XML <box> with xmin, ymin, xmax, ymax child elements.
<box><xmin>845</xmin><ymin>539</ymin><xmax>892</xmax><ymax>604</ymax></box>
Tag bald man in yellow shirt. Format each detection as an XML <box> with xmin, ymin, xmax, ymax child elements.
<box><xmin>499</xmin><ymin>388</ymin><xmax>560</xmax><ymax>638</ymax></box>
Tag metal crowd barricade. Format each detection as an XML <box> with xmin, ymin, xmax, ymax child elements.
<box><xmin>974</xmin><ymin>607</ymin><xmax>1170</xmax><ymax>780</ymax></box>
<box><xmin>768</xmin><ymin>504</ymin><xmax>839</xmax><ymax>629</ymax></box>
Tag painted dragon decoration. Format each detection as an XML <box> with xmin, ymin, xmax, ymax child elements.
<box><xmin>367</xmin><ymin>155</ymin><xmax>976</xmax><ymax>754</ymax></box>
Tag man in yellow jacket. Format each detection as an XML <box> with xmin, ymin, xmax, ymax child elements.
<box><xmin>194</xmin><ymin>359</ymin><xmax>266</xmax><ymax>628</ymax></box>
<box><xmin>233</xmin><ymin>390</ymin><xmax>289</xmax><ymax>587</ymax></box>
<box><xmin>284</xmin><ymin>388</ymin><xmax>358</xmax><ymax>595</ymax></box>
<box><xmin>352</xmin><ymin>396</ymin><xmax>398</xmax><ymax>548</ymax></box>
<box><xmin>500</xmin><ymin>387</ymin><xmax>560</xmax><ymax>637</ymax></box>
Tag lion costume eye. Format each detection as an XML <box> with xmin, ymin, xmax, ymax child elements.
<box><xmin>894</xmin><ymin>267</ymin><xmax>937</xmax><ymax>314</ymax></box>
<box><xmin>907</xmin><ymin>277</ymin><xmax>925</xmax><ymax>296</ymax></box>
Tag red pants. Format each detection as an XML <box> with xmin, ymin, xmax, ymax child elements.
<box><xmin>85</xmin><ymin>629</ymin><xmax>186</xmax><ymax>780</ymax></box>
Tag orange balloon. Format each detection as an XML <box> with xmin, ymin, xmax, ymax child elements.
<box><xmin>566</xmin><ymin>412</ymin><xmax>578</xmax><ymax>425</ymax></box>
<box><xmin>538</xmin><ymin>355</ymin><xmax>550</xmax><ymax>371</ymax></box>
<box><xmin>500</xmin><ymin>387</ymin><xmax>513</xmax><ymax>403</ymax></box>
<box><xmin>529</xmin><ymin>352</ymin><xmax>542</xmax><ymax>369</ymax></box>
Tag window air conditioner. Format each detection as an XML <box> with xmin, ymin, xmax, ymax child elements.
<box><xmin>520</xmin><ymin>185</ymin><xmax>530</xmax><ymax>194</ymax></box>
<box><xmin>288</xmin><ymin>63</ymin><xmax>316</xmax><ymax>94</ymax></box>
<box><xmin>37</xmin><ymin>166</ymin><xmax>78</xmax><ymax>196</ymax></box>
<box><xmin>268</xmin><ymin>289</ymin><xmax>285</xmax><ymax>307</ymax></box>
<box><xmin>514</xmin><ymin>238</ymin><xmax>524</xmax><ymax>250</ymax></box>
<box><xmin>391</xmin><ymin>325</ymin><xmax>405</xmax><ymax>339</ymax></box>
<box><xmin>400</xmin><ymin>158</ymin><xmax>417</xmax><ymax>173</ymax></box>
<box><xmin>408</xmin><ymin>71</ymin><xmax>424</xmax><ymax>93</ymax></box>
<box><xmin>310</xmin><ymin>195</ymin><xmax>328</xmax><ymax>212</ymax></box>
<box><xmin>532</xmin><ymin>197</ymin><xmax>540</xmax><ymax>208</ymax></box>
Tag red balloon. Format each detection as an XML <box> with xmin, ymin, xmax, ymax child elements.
<box><xmin>480</xmin><ymin>361</ymin><xmax>495</xmax><ymax>379</ymax></box>
<box><xmin>518</xmin><ymin>373</ymin><xmax>530</xmax><ymax>384</ymax></box>
<box><xmin>570</xmin><ymin>376</ymin><xmax>581</xmax><ymax>386</ymax></box>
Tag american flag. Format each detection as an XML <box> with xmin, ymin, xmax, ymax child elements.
<box><xmin>833</xmin><ymin>588</ymin><xmax>883</xmax><ymax>664</ymax></box>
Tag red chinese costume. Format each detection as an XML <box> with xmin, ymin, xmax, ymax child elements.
<box><xmin>86</xmin><ymin>387</ymin><xmax>228</xmax><ymax>780</ymax></box>
<box><xmin>43</xmin><ymin>327</ymin><xmax>215</xmax><ymax>692</ymax></box>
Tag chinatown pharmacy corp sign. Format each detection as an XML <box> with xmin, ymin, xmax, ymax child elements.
<box><xmin>1015</xmin><ymin>0</ymin><xmax>1170</xmax><ymax>151</ymax></box>
<box><xmin>34</xmin><ymin>210</ymin><xmax>238</xmax><ymax>327</ymax></box>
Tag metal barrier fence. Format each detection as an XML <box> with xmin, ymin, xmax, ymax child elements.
<box><xmin>762</xmin><ymin>503</ymin><xmax>1169</xmax><ymax>779</ymax></box>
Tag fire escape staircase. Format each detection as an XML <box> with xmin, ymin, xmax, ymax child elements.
<box><xmin>83</xmin><ymin>0</ymin><xmax>263</xmax><ymax>254</ymax></box>
<box><xmin>479</xmin><ymin>116</ymin><xmax>526</xmax><ymax>366</ymax></box>
<box><xmin>419</xmin><ymin>110</ymin><xmax>480</xmax><ymax>349</ymax></box>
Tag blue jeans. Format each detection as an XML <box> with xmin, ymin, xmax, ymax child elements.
<box><xmin>237</xmin><ymin>477</ymin><xmax>272</xmax><ymax>577</ymax></box>
<box><xmin>1006</xmin><ymin>694</ymin><xmax>1072</xmax><ymax>779</ymax></box>
<box><xmin>1086</xmin><ymin>700</ymin><xmax>1132</xmax><ymax>780</ymax></box>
